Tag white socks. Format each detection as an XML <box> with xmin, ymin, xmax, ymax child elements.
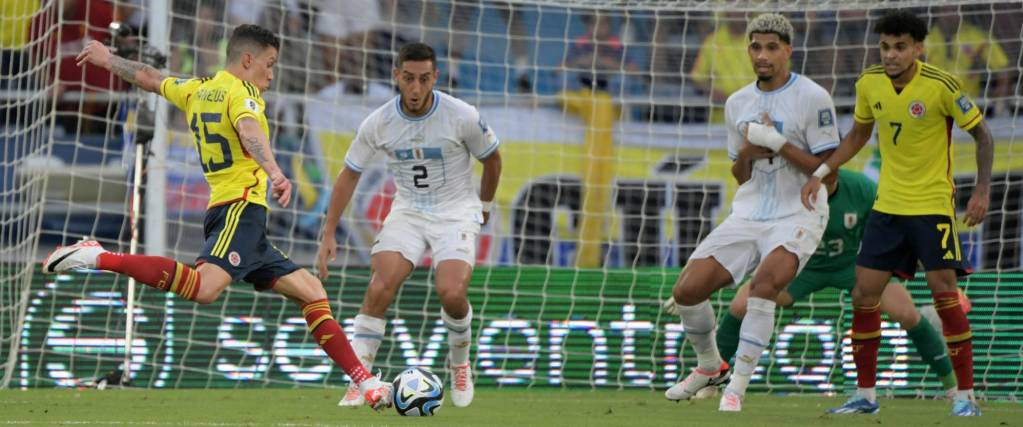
<box><xmin>442</xmin><ymin>305</ymin><xmax>473</xmax><ymax>366</ymax></box>
<box><xmin>858</xmin><ymin>387</ymin><xmax>877</xmax><ymax>402</ymax></box>
<box><xmin>678</xmin><ymin>300</ymin><xmax>722</xmax><ymax>372</ymax></box>
<box><xmin>352</xmin><ymin>314</ymin><xmax>386</xmax><ymax>372</ymax></box>
<box><xmin>728</xmin><ymin>297</ymin><xmax>776</xmax><ymax>396</ymax></box>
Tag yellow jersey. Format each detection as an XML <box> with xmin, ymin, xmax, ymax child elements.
<box><xmin>853</xmin><ymin>60</ymin><xmax>983</xmax><ymax>216</ymax></box>
<box><xmin>160</xmin><ymin>71</ymin><xmax>270</xmax><ymax>209</ymax></box>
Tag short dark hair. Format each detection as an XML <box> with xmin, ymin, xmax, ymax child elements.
<box><xmin>396</xmin><ymin>42</ymin><xmax>437</xmax><ymax>69</ymax></box>
<box><xmin>874</xmin><ymin>9</ymin><xmax>929</xmax><ymax>42</ymax></box>
<box><xmin>226</xmin><ymin>24</ymin><xmax>280</xmax><ymax>62</ymax></box>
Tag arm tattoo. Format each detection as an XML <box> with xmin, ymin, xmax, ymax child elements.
<box><xmin>108</xmin><ymin>56</ymin><xmax>149</xmax><ymax>86</ymax></box>
<box><xmin>242</xmin><ymin>136</ymin><xmax>271</xmax><ymax>167</ymax></box>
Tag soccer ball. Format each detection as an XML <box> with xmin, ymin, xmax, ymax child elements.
<box><xmin>392</xmin><ymin>367</ymin><xmax>444</xmax><ymax>416</ymax></box>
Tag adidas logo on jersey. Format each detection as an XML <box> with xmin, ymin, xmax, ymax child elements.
<box><xmin>943</xmin><ymin>250</ymin><xmax>955</xmax><ymax>260</ymax></box>
<box><xmin>873</xmin><ymin>102</ymin><xmax>882</xmax><ymax>111</ymax></box>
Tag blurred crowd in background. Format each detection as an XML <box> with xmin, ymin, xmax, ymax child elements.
<box><xmin>1</xmin><ymin>0</ymin><xmax>1020</xmax><ymax>132</ymax></box>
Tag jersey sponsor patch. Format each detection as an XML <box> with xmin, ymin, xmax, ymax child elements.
<box><xmin>908</xmin><ymin>100</ymin><xmax>926</xmax><ymax>118</ymax></box>
<box><xmin>956</xmin><ymin>95</ymin><xmax>973</xmax><ymax>114</ymax></box>
<box><xmin>245</xmin><ymin>98</ymin><xmax>260</xmax><ymax>113</ymax></box>
<box><xmin>818</xmin><ymin>109</ymin><xmax>834</xmax><ymax>128</ymax></box>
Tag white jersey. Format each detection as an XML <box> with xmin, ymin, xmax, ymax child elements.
<box><xmin>725</xmin><ymin>73</ymin><xmax>839</xmax><ymax>221</ymax></box>
<box><xmin>344</xmin><ymin>90</ymin><xmax>500</xmax><ymax>221</ymax></box>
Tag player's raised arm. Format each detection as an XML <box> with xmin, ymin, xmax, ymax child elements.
<box><xmin>964</xmin><ymin>115</ymin><xmax>994</xmax><ymax>227</ymax></box>
<box><xmin>236</xmin><ymin>117</ymin><xmax>291</xmax><ymax>208</ymax></box>
<box><xmin>76</xmin><ymin>40</ymin><xmax>164</xmax><ymax>94</ymax></box>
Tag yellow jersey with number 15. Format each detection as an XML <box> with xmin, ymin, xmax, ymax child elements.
<box><xmin>852</xmin><ymin>60</ymin><xmax>982</xmax><ymax>216</ymax></box>
<box><xmin>159</xmin><ymin>70</ymin><xmax>270</xmax><ymax>209</ymax></box>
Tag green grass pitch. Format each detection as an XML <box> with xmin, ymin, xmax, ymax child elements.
<box><xmin>2</xmin><ymin>388</ymin><xmax>1020</xmax><ymax>426</ymax></box>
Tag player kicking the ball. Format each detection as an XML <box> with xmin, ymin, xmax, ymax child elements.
<box><xmin>803</xmin><ymin>10</ymin><xmax>992</xmax><ymax>417</ymax></box>
<box><xmin>46</xmin><ymin>25</ymin><xmax>392</xmax><ymax>409</ymax></box>
<box><xmin>664</xmin><ymin>13</ymin><xmax>839</xmax><ymax>412</ymax></box>
<box><xmin>317</xmin><ymin>42</ymin><xmax>502</xmax><ymax>409</ymax></box>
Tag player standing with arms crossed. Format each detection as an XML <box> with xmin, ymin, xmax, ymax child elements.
<box><xmin>46</xmin><ymin>25</ymin><xmax>392</xmax><ymax>409</ymax></box>
<box><xmin>665</xmin><ymin>13</ymin><xmax>838</xmax><ymax>412</ymax></box>
<box><xmin>317</xmin><ymin>42</ymin><xmax>502</xmax><ymax>409</ymax></box>
<box><xmin>802</xmin><ymin>10</ymin><xmax>992</xmax><ymax>417</ymax></box>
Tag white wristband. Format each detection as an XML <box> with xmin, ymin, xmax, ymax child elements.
<box><xmin>747</xmin><ymin>122</ymin><xmax>787</xmax><ymax>152</ymax></box>
<box><xmin>812</xmin><ymin>164</ymin><xmax>832</xmax><ymax>179</ymax></box>
<box><xmin>481</xmin><ymin>200</ymin><xmax>494</xmax><ymax>213</ymax></box>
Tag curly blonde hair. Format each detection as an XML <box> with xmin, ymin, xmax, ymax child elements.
<box><xmin>746</xmin><ymin>13</ymin><xmax>793</xmax><ymax>44</ymax></box>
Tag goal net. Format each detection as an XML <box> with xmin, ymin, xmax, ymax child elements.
<box><xmin>3</xmin><ymin>0</ymin><xmax>1021</xmax><ymax>399</ymax></box>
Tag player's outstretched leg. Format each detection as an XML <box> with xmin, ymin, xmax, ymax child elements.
<box><xmin>665</xmin><ymin>257</ymin><xmax>732</xmax><ymax>402</ymax></box>
<box><xmin>274</xmin><ymin>269</ymin><xmax>392</xmax><ymax>410</ymax></box>
<box><xmin>436</xmin><ymin>260</ymin><xmax>475</xmax><ymax>408</ymax></box>
<box><xmin>338</xmin><ymin>314</ymin><xmax>386</xmax><ymax>407</ymax></box>
<box><xmin>42</xmin><ymin>239</ymin><xmax>207</xmax><ymax>302</ymax></box>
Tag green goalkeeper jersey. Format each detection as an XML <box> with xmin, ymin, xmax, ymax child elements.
<box><xmin>803</xmin><ymin>169</ymin><xmax>877</xmax><ymax>273</ymax></box>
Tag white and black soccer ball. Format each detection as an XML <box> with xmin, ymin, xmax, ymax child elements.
<box><xmin>392</xmin><ymin>367</ymin><xmax>444</xmax><ymax>416</ymax></box>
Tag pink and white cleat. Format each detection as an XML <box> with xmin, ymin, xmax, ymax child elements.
<box><xmin>41</xmin><ymin>239</ymin><xmax>106</xmax><ymax>274</ymax></box>
<box><xmin>359</xmin><ymin>375</ymin><xmax>393</xmax><ymax>411</ymax></box>
<box><xmin>451</xmin><ymin>363</ymin><xmax>475</xmax><ymax>407</ymax></box>
<box><xmin>337</xmin><ymin>382</ymin><xmax>365</xmax><ymax>407</ymax></box>
<box><xmin>718</xmin><ymin>389</ymin><xmax>743</xmax><ymax>412</ymax></box>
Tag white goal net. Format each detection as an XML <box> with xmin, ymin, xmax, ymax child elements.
<box><xmin>2</xmin><ymin>0</ymin><xmax>1021</xmax><ymax>399</ymax></box>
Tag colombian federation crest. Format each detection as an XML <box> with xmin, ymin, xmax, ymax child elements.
<box><xmin>844</xmin><ymin>213</ymin><xmax>857</xmax><ymax>229</ymax></box>
<box><xmin>908</xmin><ymin>100</ymin><xmax>926</xmax><ymax>118</ymax></box>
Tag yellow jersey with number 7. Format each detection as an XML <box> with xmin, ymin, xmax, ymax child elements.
<box><xmin>852</xmin><ymin>60</ymin><xmax>982</xmax><ymax>216</ymax></box>
<box><xmin>159</xmin><ymin>70</ymin><xmax>270</xmax><ymax>209</ymax></box>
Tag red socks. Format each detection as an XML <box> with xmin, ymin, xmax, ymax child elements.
<box><xmin>97</xmin><ymin>253</ymin><xmax>201</xmax><ymax>301</ymax></box>
<box><xmin>934</xmin><ymin>291</ymin><xmax>974</xmax><ymax>390</ymax></box>
<box><xmin>851</xmin><ymin>303</ymin><xmax>882</xmax><ymax>388</ymax></box>
<box><xmin>301</xmin><ymin>299</ymin><xmax>372</xmax><ymax>384</ymax></box>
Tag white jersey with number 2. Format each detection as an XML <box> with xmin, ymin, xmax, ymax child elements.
<box><xmin>344</xmin><ymin>90</ymin><xmax>500</xmax><ymax>222</ymax></box>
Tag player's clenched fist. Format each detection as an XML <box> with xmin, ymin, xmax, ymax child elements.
<box><xmin>76</xmin><ymin>40</ymin><xmax>113</xmax><ymax>69</ymax></box>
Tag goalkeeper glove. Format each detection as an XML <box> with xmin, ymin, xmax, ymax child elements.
<box><xmin>747</xmin><ymin>122</ymin><xmax>787</xmax><ymax>152</ymax></box>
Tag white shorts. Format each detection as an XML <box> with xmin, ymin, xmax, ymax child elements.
<box><xmin>371</xmin><ymin>210</ymin><xmax>480</xmax><ymax>267</ymax></box>
<box><xmin>688</xmin><ymin>207</ymin><xmax>828</xmax><ymax>285</ymax></box>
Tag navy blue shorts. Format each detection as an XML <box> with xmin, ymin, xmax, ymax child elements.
<box><xmin>197</xmin><ymin>201</ymin><xmax>300</xmax><ymax>290</ymax></box>
<box><xmin>856</xmin><ymin>210</ymin><xmax>971</xmax><ymax>279</ymax></box>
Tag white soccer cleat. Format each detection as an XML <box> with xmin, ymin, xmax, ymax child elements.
<box><xmin>41</xmin><ymin>239</ymin><xmax>106</xmax><ymax>274</ymax></box>
<box><xmin>358</xmin><ymin>376</ymin><xmax>392</xmax><ymax>411</ymax></box>
<box><xmin>450</xmin><ymin>363</ymin><xmax>475</xmax><ymax>407</ymax></box>
<box><xmin>718</xmin><ymin>389</ymin><xmax>743</xmax><ymax>412</ymax></box>
<box><xmin>665</xmin><ymin>361</ymin><xmax>729</xmax><ymax>401</ymax></box>
<box><xmin>337</xmin><ymin>382</ymin><xmax>365</xmax><ymax>407</ymax></box>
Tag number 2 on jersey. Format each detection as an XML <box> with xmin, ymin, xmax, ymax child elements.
<box><xmin>889</xmin><ymin>121</ymin><xmax>902</xmax><ymax>146</ymax></box>
<box><xmin>412</xmin><ymin>165</ymin><xmax>429</xmax><ymax>188</ymax></box>
<box><xmin>190</xmin><ymin>112</ymin><xmax>233</xmax><ymax>172</ymax></box>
